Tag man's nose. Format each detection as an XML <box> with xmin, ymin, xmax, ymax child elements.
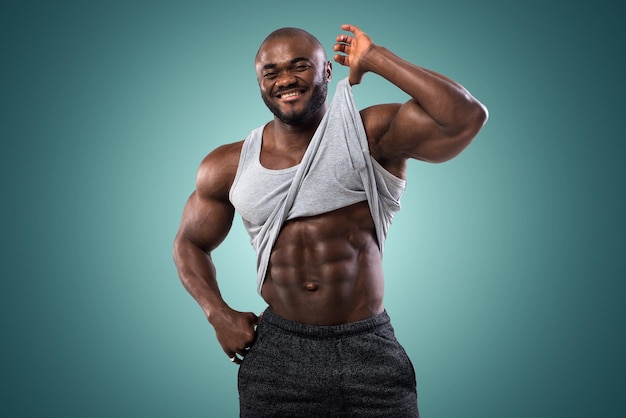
<box><xmin>275</xmin><ymin>71</ymin><xmax>297</xmax><ymax>88</ymax></box>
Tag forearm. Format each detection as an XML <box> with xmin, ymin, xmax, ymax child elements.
<box><xmin>361</xmin><ymin>45</ymin><xmax>486</xmax><ymax>128</ymax></box>
<box><xmin>174</xmin><ymin>235</ymin><xmax>259</xmax><ymax>361</ymax></box>
<box><xmin>173</xmin><ymin>236</ymin><xmax>230</xmax><ymax>323</ymax></box>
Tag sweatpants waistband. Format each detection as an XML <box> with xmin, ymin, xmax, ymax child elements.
<box><xmin>260</xmin><ymin>308</ymin><xmax>391</xmax><ymax>339</ymax></box>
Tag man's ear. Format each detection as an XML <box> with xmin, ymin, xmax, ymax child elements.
<box><xmin>326</xmin><ymin>61</ymin><xmax>332</xmax><ymax>82</ymax></box>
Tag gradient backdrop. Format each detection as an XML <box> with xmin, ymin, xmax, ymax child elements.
<box><xmin>2</xmin><ymin>0</ymin><xmax>624</xmax><ymax>417</ymax></box>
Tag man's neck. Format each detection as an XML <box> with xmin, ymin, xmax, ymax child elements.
<box><xmin>270</xmin><ymin>106</ymin><xmax>326</xmax><ymax>149</ymax></box>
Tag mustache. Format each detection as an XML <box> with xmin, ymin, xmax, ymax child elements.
<box><xmin>275</xmin><ymin>85</ymin><xmax>303</xmax><ymax>94</ymax></box>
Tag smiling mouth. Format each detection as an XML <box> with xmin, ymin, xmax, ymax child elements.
<box><xmin>277</xmin><ymin>90</ymin><xmax>304</xmax><ymax>99</ymax></box>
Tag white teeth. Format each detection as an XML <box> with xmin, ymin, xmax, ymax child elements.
<box><xmin>281</xmin><ymin>91</ymin><xmax>300</xmax><ymax>98</ymax></box>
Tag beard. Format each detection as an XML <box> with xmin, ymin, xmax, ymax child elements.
<box><xmin>262</xmin><ymin>82</ymin><xmax>328</xmax><ymax>125</ymax></box>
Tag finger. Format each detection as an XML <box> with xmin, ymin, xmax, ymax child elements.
<box><xmin>333</xmin><ymin>43</ymin><xmax>349</xmax><ymax>55</ymax></box>
<box><xmin>335</xmin><ymin>34</ymin><xmax>352</xmax><ymax>44</ymax></box>
<box><xmin>238</xmin><ymin>341</ymin><xmax>253</xmax><ymax>354</ymax></box>
<box><xmin>333</xmin><ymin>54</ymin><xmax>348</xmax><ymax>66</ymax></box>
<box><xmin>340</xmin><ymin>23</ymin><xmax>361</xmax><ymax>35</ymax></box>
<box><xmin>228</xmin><ymin>352</ymin><xmax>243</xmax><ymax>365</ymax></box>
<box><xmin>236</xmin><ymin>340</ymin><xmax>254</xmax><ymax>356</ymax></box>
<box><xmin>253</xmin><ymin>312</ymin><xmax>263</xmax><ymax>331</ymax></box>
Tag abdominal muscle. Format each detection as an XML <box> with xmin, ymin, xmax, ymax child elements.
<box><xmin>260</xmin><ymin>201</ymin><xmax>385</xmax><ymax>326</ymax></box>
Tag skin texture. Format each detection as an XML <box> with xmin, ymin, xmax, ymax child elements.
<box><xmin>173</xmin><ymin>24</ymin><xmax>488</xmax><ymax>364</ymax></box>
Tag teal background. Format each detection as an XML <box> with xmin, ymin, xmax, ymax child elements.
<box><xmin>1</xmin><ymin>0</ymin><xmax>623</xmax><ymax>417</ymax></box>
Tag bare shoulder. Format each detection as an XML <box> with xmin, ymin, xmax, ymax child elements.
<box><xmin>196</xmin><ymin>140</ymin><xmax>245</xmax><ymax>200</ymax></box>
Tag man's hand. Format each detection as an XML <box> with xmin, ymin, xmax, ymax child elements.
<box><xmin>210</xmin><ymin>307</ymin><xmax>260</xmax><ymax>365</ymax></box>
<box><xmin>333</xmin><ymin>24</ymin><xmax>374</xmax><ymax>85</ymax></box>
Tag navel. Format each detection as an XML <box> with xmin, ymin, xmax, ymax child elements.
<box><xmin>305</xmin><ymin>282</ymin><xmax>318</xmax><ymax>291</ymax></box>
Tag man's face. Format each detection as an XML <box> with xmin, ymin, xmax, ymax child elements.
<box><xmin>255</xmin><ymin>35</ymin><xmax>331</xmax><ymax>125</ymax></box>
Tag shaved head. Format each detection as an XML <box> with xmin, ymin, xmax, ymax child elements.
<box><xmin>255</xmin><ymin>27</ymin><xmax>327</xmax><ymax>62</ymax></box>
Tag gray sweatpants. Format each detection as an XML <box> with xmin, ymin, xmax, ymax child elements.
<box><xmin>238</xmin><ymin>309</ymin><xmax>419</xmax><ymax>417</ymax></box>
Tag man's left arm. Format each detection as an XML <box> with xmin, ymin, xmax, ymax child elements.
<box><xmin>334</xmin><ymin>24</ymin><xmax>488</xmax><ymax>164</ymax></box>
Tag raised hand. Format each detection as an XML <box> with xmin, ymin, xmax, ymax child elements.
<box><xmin>333</xmin><ymin>24</ymin><xmax>375</xmax><ymax>85</ymax></box>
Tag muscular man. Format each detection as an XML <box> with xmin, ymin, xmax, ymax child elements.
<box><xmin>174</xmin><ymin>24</ymin><xmax>487</xmax><ymax>417</ymax></box>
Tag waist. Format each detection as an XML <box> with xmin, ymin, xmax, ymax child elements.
<box><xmin>260</xmin><ymin>307</ymin><xmax>391</xmax><ymax>339</ymax></box>
<box><xmin>260</xmin><ymin>271</ymin><xmax>385</xmax><ymax>325</ymax></box>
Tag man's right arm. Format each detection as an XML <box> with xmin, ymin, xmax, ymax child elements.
<box><xmin>173</xmin><ymin>142</ymin><xmax>257</xmax><ymax>364</ymax></box>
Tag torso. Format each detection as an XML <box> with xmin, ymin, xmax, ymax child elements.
<box><xmin>260</xmin><ymin>201</ymin><xmax>385</xmax><ymax>325</ymax></box>
<box><xmin>226</xmin><ymin>109</ymin><xmax>402</xmax><ymax>326</ymax></box>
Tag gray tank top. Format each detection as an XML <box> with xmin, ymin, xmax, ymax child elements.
<box><xmin>229</xmin><ymin>78</ymin><xmax>406</xmax><ymax>293</ymax></box>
